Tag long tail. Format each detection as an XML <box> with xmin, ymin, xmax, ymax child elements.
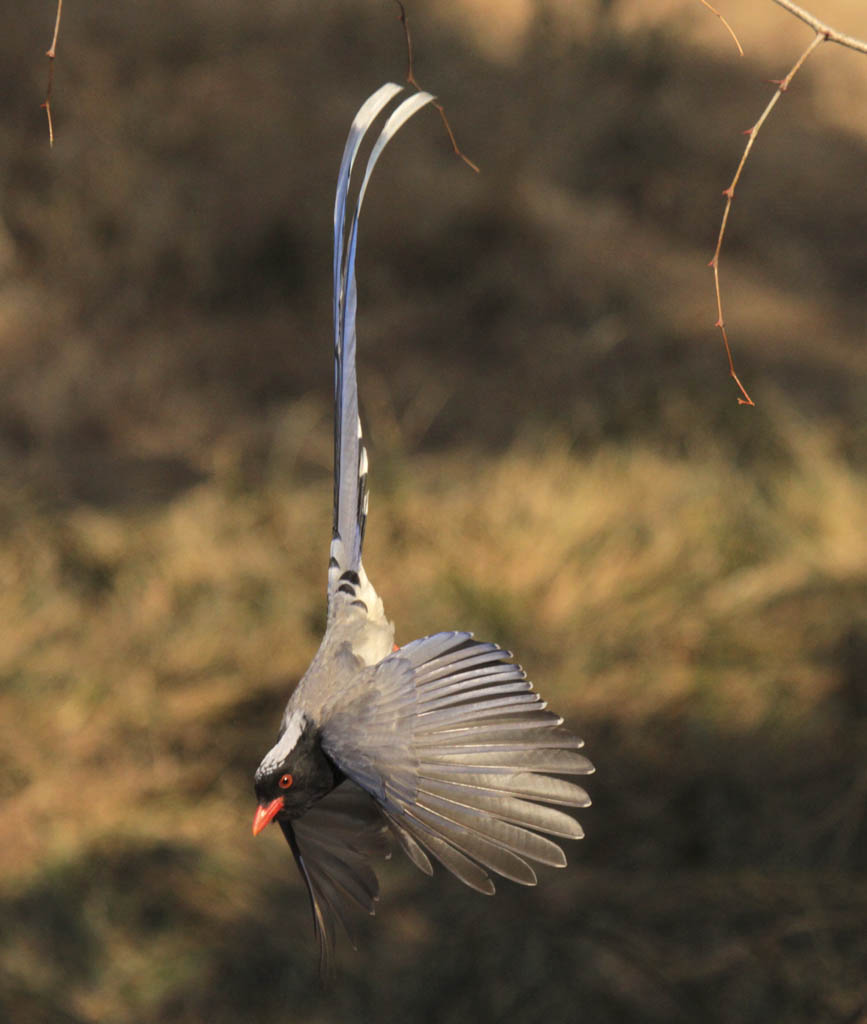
<box><xmin>327</xmin><ymin>84</ymin><xmax>434</xmax><ymax>620</ymax></box>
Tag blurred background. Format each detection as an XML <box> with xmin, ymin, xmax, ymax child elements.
<box><xmin>1</xmin><ymin>1</ymin><xmax>866</xmax><ymax>1021</ymax></box>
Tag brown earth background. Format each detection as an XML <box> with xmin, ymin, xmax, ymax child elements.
<box><xmin>1</xmin><ymin>1</ymin><xmax>866</xmax><ymax>1021</ymax></box>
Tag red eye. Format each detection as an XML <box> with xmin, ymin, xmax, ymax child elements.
<box><xmin>278</xmin><ymin>773</ymin><xmax>293</xmax><ymax>790</ymax></box>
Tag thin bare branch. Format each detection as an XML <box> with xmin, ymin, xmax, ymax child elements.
<box><xmin>396</xmin><ymin>0</ymin><xmax>416</xmax><ymax>85</ymax></box>
<box><xmin>46</xmin><ymin>0</ymin><xmax>62</xmax><ymax>59</ymax></box>
<box><xmin>698</xmin><ymin>0</ymin><xmax>744</xmax><ymax>58</ymax></box>
<box><xmin>432</xmin><ymin>105</ymin><xmax>480</xmax><ymax>174</ymax></box>
<box><xmin>769</xmin><ymin>0</ymin><xmax>867</xmax><ymax>54</ymax></box>
<box><xmin>708</xmin><ymin>30</ymin><xmax>825</xmax><ymax>407</ymax></box>
<box><xmin>394</xmin><ymin>0</ymin><xmax>480</xmax><ymax>174</ymax></box>
<box><xmin>704</xmin><ymin>0</ymin><xmax>867</xmax><ymax>405</ymax></box>
<box><xmin>41</xmin><ymin>0</ymin><xmax>63</xmax><ymax>147</ymax></box>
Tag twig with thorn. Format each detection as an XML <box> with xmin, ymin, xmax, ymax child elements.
<box><xmin>708</xmin><ymin>32</ymin><xmax>822</xmax><ymax>407</ymax></box>
<box><xmin>394</xmin><ymin>0</ymin><xmax>480</xmax><ymax>174</ymax></box>
<box><xmin>42</xmin><ymin>0</ymin><xmax>63</xmax><ymax>147</ymax></box>
<box><xmin>708</xmin><ymin>1</ymin><xmax>867</xmax><ymax>406</ymax></box>
<box><xmin>769</xmin><ymin>0</ymin><xmax>867</xmax><ymax>55</ymax></box>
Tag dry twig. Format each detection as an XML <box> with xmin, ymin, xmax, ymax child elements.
<box><xmin>42</xmin><ymin>0</ymin><xmax>63</xmax><ymax>147</ymax></box>
<box><xmin>709</xmin><ymin>2</ymin><xmax>867</xmax><ymax>406</ymax></box>
<box><xmin>395</xmin><ymin>1</ymin><xmax>480</xmax><ymax>174</ymax></box>
<box><xmin>769</xmin><ymin>0</ymin><xmax>867</xmax><ymax>55</ymax></box>
<box><xmin>698</xmin><ymin>0</ymin><xmax>744</xmax><ymax>58</ymax></box>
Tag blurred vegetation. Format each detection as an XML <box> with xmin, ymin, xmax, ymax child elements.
<box><xmin>1</xmin><ymin>1</ymin><xmax>866</xmax><ymax>1022</ymax></box>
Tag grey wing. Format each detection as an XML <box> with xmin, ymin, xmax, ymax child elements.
<box><xmin>280</xmin><ymin>781</ymin><xmax>390</xmax><ymax>977</ymax></box>
<box><xmin>321</xmin><ymin>633</ymin><xmax>594</xmax><ymax>896</ymax></box>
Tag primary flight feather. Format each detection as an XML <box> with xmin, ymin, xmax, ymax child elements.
<box><xmin>252</xmin><ymin>83</ymin><xmax>594</xmax><ymax>974</ymax></box>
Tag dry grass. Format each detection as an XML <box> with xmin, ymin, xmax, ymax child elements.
<box><xmin>2</xmin><ymin>403</ymin><xmax>866</xmax><ymax>1021</ymax></box>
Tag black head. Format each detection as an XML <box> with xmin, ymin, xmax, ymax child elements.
<box><xmin>252</xmin><ymin>712</ymin><xmax>342</xmax><ymax>834</ymax></box>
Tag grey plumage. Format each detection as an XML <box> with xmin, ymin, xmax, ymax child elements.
<box><xmin>253</xmin><ymin>84</ymin><xmax>593</xmax><ymax>974</ymax></box>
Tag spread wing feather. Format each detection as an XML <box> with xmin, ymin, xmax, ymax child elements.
<box><xmin>381</xmin><ymin>809</ymin><xmax>497</xmax><ymax>894</ymax></box>
<box><xmin>322</xmin><ymin>633</ymin><xmax>594</xmax><ymax>896</ymax></box>
<box><xmin>282</xmin><ymin>781</ymin><xmax>390</xmax><ymax>977</ymax></box>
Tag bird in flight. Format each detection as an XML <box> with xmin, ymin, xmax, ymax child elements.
<box><xmin>252</xmin><ymin>83</ymin><xmax>593</xmax><ymax>974</ymax></box>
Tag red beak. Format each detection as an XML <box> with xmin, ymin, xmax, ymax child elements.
<box><xmin>252</xmin><ymin>797</ymin><xmax>284</xmax><ymax>836</ymax></box>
